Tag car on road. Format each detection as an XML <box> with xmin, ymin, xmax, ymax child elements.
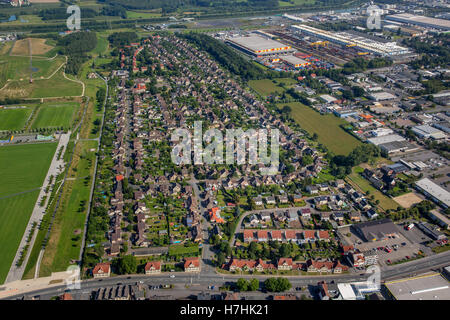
<box><xmin>170</xmin><ymin>275</ymin><xmax>175</xmax><ymax>278</ymax></box>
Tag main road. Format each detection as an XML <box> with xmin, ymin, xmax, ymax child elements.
<box><xmin>2</xmin><ymin>250</ymin><xmax>449</xmax><ymax>300</ymax></box>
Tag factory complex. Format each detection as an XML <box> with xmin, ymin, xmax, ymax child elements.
<box><xmin>290</xmin><ymin>24</ymin><xmax>411</xmax><ymax>57</ymax></box>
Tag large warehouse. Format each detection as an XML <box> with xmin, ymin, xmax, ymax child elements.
<box><xmin>226</xmin><ymin>34</ymin><xmax>292</xmax><ymax>56</ymax></box>
<box><xmin>415</xmin><ymin>178</ymin><xmax>450</xmax><ymax>209</ymax></box>
<box><xmin>353</xmin><ymin>218</ymin><xmax>399</xmax><ymax>242</ymax></box>
<box><xmin>386</xmin><ymin>13</ymin><xmax>450</xmax><ymax>31</ymax></box>
<box><xmin>384</xmin><ymin>273</ymin><xmax>450</xmax><ymax>300</ymax></box>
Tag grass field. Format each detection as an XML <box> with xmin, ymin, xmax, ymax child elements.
<box><xmin>31</xmin><ymin>102</ymin><xmax>79</xmax><ymax>129</ymax></box>
<box><xmin>278</xmin><ymin>0</ymin><xmax>316</xmax><ymax>6</ymax></box>
<box><xmin>0</xmin><ymin>69</ymin><xmax>83</xmax><ymax>99</ymax></box>
<box><xmin>168</xmin><ymin>244</ymin><xmax>199</xmax><ymax>256</ymax></box>
<box><xmin>39</xmin><ymin>140</ymin><xmax>97</xmax><ymax>276</ymax></box>
<box><xmin>347</xmin><ymin>167</ymin><xmax>400</xmax><ymax>212</ymax></box>
<box><xmin>280</xmin><ymin>102</ymin><xmax>362</xmax><ymax>155</ymax></box>
<box><xmin>126</xmin><ymin>10</ymin><xmax>162</xmax><ymax>19</ymax></box>
<box><xmin>0</xmin><ymin>190</ymin><xmax>41</xmax><ymax>284</ymax></box>
<box><xmin>249</xmin><ymin>78</ymin><xmax>297</xmax><ymax>96</ymax></box>
<box><xmin>0</xmin><ymin>106</ymin><xmax>33</xmax><ymax>131</ymax></box>
<box><xmin>0</xmin><ymin>54</ymin><xmax>65</xmax><ymax>88</ymax></box>
<box><xmin>0</xmin><ymin>142</ymin><xmax>57</xmax><ymax>284</ymax></box>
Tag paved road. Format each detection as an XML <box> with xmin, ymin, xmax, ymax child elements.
<box><xmin>5</xmin><ymin>132</ymin><xmax>71</xmax><ymax>283</ymax></box>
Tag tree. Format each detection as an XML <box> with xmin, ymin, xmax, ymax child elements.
<box><xmin>249</xmin><ymin>278</ymin><xmax>259</xmax><ymax>291</ymax></box>
<box><xmin>236</xmin><ymin>278</ymin><xmax>249</xmax><ymax>291</ymax></box>
<box><xmin>216</xmin><ymin>252</ymin><xmax>225</xmax><ymax>267</ymax></box>
<box><xmin>264</xmin><ymin>277</ymin><xmax>291</xmax><ymax>292</ymax></box>
<box><xmin>116</xmin><ymin>255</ymin><xmax>137</xmax><ymax>274</ymax></box>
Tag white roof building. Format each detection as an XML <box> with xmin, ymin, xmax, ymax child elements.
<box><xmin>367</xmin><ymin>134</ymin><xmax>406</xmax><ymax>146</ymax></box>
<box><xmin>415</xmin><ymin>178</ymin><xmax>450</xmax><ymax>208</ymax></box>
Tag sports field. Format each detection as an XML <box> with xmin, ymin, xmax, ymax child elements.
<box><xmin>280</xmin><ymin>102</ymin><xmax>362</xmax><ymax>155</ymax></box>
<box><xmin>0</xmin><ymin>142</ymin><xmax>57</xmax><ymax>284</ymax></box>
<box><xmin>0</xmin><ymin>106</ymin><xmax>33</xmax><ymax>131</ymax></box>
<box><xmin>31</xmin><ymin>102</ymin><xmax>79</xmax><ymax>129</ymax></box>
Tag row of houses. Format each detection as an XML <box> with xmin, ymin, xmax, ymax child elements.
<box><xmin>243</xmin><ymin>229</ymin><xmax>331</xmax><ymax>243</ymax></box>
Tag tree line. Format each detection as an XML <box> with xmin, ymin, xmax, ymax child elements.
<box><xmin>58</xmin><ymin>31</ymin><xmax>97</xmax><ymax>75</ymax></box>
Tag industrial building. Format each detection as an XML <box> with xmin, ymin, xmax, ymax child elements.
<box><xmin>352</xmin><ymin>218</ymin><xmax>399</xmax><ymax>242</ymax></box>
<box><xmin>290</xmin><ymin>24</ymin><xmax>410</xmax><ymax>56</ymax></box>
<box><xmin>280</xmin><ymin>55</ymin><xmax>310</xmax><ymax>68</ymax></box>
<box><xmin>386</xmin><ymin>13</ymin><xmax>450</xmax><ymax>31</ymax></box>
<box><xmin>225</xmin><ymin>34</ymin><xmax>292</xmax><ymax>56</ymax></box>
<box><xmin>411</xmin><ymin>124</ymin><xmax>447</xmax><ymax>140</ymax></box>
<box><xmin>415</xmin><ymin>178</ymin><xmax>450</xmax><ymax>209</ymax></box>
<box><xmin>384</xmin><ymin>273</ymin><xmax>450</xmax><ymax>300</ymax></box>
<box><xmin>378</xmin><ymin>140</ymin><xmax>420</xmax><ymax>154</ymax></box>
<box><xmin>428</xmin><ymin>210</ymin><xmax>450</xmax><ymax>230</ymax></box>
<box><xmin>367</xmin><ymin>134</ymin><xmax>406</xmax><ymax>146</ymax></box>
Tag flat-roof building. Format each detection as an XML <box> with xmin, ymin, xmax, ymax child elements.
<box><xmin>367</xmin><ymin>134</ymin><xmax>406</xmax><ymax>146</ymax></box>
<box><xmin>226</xmin><ymin>34</ymin><xmax>292</xmax><ymax>56</ymax></box>
<box><xmin>415</xmin><ymin>178</ymin><xmax>450</xmax><ymax>209</ymax></box>
<box><xmin>411</xmin><ymin>124</ymin><xmax>447</xmax><ymax>140</ymax></box>
<box><xmin>353</xmin><ymin>218</ymin><xmax>399</xmax><ymax>242</ymax></box>
<box><xmin>384</xmin><ymin>273</ymin><xmax>450</xmax><ymax>300</ymax></box>
<box><xmin>386</xmin><ymin>13</ymin><xmax>450</xmax><ymax>31</ymax></box>
<box><xmin>280</xmin><ymin>55</ymin><xmax>310</xmax><ymax>68</ymax></box>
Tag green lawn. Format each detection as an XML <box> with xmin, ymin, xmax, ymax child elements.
<box><xmin>0</xmin><ymin>142</ymin><xmax>57</xmax><ymax>284</ymax></box>
<box><xmin>31</xmin><ymin>102</ymin><xmax>79</xmax><ymax>129</ymax></box>
<box><xmin>281</xmin><ymin>102</ymin><xmax>362</xmax><ymax>155</ymax></box>
<box><xmin>279</xmin><ymin>0</ymin><xmax>316</xmax><ymax>6</ymax></box>
<box><xmin>0</xmin><ymin>106</ymin><xmax>33</xmax><ymax>131</ymax></box>
<box><xmin>126</xmin><ymin>10</ymin><xmax>162</xmax><ymax>19</ymax></box>
<box><xmin>168</xmin><ymin>244</ymin><xmax>199</xmax><ymax>256</ymax></box>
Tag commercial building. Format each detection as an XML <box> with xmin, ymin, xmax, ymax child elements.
<box><xmin>226</xmin><ymin>34</ymin><xmax>292</xmax><ymax>56</ymax></box>
<box><xmin>428</xmin><ymin>210</ymin><xmax>450</xmax><ymax>230</ymax></box>
<box><xmin>368</xmin><ymin>92</ymin><xmax>397</xmax><ymax>101</ymax></box>
<box><xmin>378</xmin><ymin>140</ymin><xmax>419</xmax><ymax>154</ymax></box>
<box><xmin>384</xmin><ymin>273</ymin><xmax>450</xmax><ymax>300</ymax></box>
<box><xmin>415</xmin><ymin>178</ymin><xmax>450</xmax><ymax>209</ymax></box>
<box><xmin>416</xmin><ymin>222</ymin><xmax>447</xmax><ymax>241</ymax></box>
<box><xmin>291</xmin><ymin>24</ymin><xmax>410</xmax><ymax>56</ymax></box>
<box><xmin>386</xmin><ymin>13</ymin><xmax>450</xmax><ymax>31</ymax></box>
<box><xmin>353</xmin><ymin>218</ymin><xmax>399</xmax><ymax>242</ymax></box>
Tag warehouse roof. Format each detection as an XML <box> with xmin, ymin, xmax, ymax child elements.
<box><xmin>280</xmin><ymin>55</ymin><xmax>309</xmax><ymax>66</ymax></box>
<box><xmin>227</xmin><ymin>35</ymin><xmax>290</xmax><ymax>52</ymax></box>
<box><xmin>415</xmin><ymin>178</ymin><xmax>450</xmax><ymax>208</ymax></box>
<box><xmin>386</xmin><ymin>13</ymin><xmax>450</xmax><ymax>30</ymax></box>
<box><xmin>385</xmin><ymin>273</ymin><xmax>450</xmax><ymax>300</ymax></box>
<box><xmin>367</xmin><ymin>134</ymin><xmax>406</xmax><ymax>146</ymax></box>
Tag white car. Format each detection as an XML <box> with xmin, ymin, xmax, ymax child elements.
<box><xmin>170</xmin><ymin>275</ymin><xmax>175</xmax><ymax>278</ymax></box>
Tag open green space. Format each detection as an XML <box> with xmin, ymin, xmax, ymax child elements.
<box><xmin>0</xmin><ymin>142</ymin><xmax>57</xmax><ymax>284</ymax></box>
<box><xmin>0</xmin><ymin>190</ymin><xmax>41</xmax><ymax>284</ymax></box>
<box><xmin>31</xmin><ymin>102</ymin><xmax>79</xmax><ymax>130</ymax></box>
<box><xmin>0</xmin><ymin>69</ymin><xmax>83</xmax><ymax>99</ymax></box>
<box><xmin>248</xmin><ymin>77</ymin><xmax>297</xmax><ymax>96</ymax></box>
<box><xmin>278</xmin><ymin>0</ymin><xmax>316</xmax><ymax>7</ymax></box>
<box><xmin>0</xmin><ymin>106</ymin><xmax>33</xmax><ymax>131</ymax></box>
<box><xmin>126</xmin><ymin>10</ymin><xmax>162</xmax><ymax>19</ymax></box>
<box><xmin>0</xmin><ymin>54</ymin><xmax>65</xmax><ymax>88</ymax></box>
<box><xmin>347</xmin><ymin>166</ymin><xmax>400</xmax><ymax>212</ymax></box>
<box><xmin>40</xmin><ymin>140</ymin><xmax>97</xmax><ymax>276</ymax></box>
<box><xmin>168</xmin><ymin>244</ymin><xmax>199</xmax><ymax>256</ymax></box>
<box><xmin>280</xmin><ymin>102</ymin><xmax>362</xmax><ymax>155</ymax></box>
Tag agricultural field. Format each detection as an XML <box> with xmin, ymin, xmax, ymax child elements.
<box><xmin>0</xmin><ymin>142</ymin><xmax>57</xmax><ymax>284</ymax></box>
<box><xmin>126</xmin><ymin>10</ymin><xmax>162</xmax><ymax>19</ymax></box>
<box><xmin>280</xmin><ymin>102</ymin><xmax>362</xmax><ymax>155</ymax></box>
<box><xmin>278</xmin><ymin>0</ymin><xmax>316</xmax><ymax>6</ymax></box>
<box><xmin>31</xmin><ymin>102</ymin><xmax>80</xmax><ymax>130</ymax></box>
<box><xmin>10</xmin><ymin>38</ymin><xmax>54</xmax><ymax>56</ymax></box>
<box><xmin>347</xmin><ymin>167</ymin><xmax>400</xmax><ymax>212</ymax></box>
<box><xmin>0</xmin><ymin>69</ymin><xmax>83</xmax><ymax>99</ymax></box>
<box><xmin>0</xmin><ymin>106</ymin><xmax>34</xmax><ymax>131</ymax></box>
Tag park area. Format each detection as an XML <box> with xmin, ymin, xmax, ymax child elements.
<box><xmin>0</xmin><ymin>142</ymin><xmax>57</xmax><ymax>284</ymax></box>
<box><xmin>249</xmin><ymin>78</ymin><xmax>298</xmax><ymax>97</ymax></box>
<box><xmin>280</xmin><ymin>102</ymin><xmax>362</xmax><ymax>155</ymax></box>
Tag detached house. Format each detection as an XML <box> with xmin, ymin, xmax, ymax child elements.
<box><xmin>277</xmin><ymin>258</ymin><xmax>293</xmax><ymax>271</ymax></box>
<box><xmin>184</xmin><ymin>257</ymin><xmax>200</xmax><ymax>272</ymax></box>
<box><xmin>93</xmin><ymin>263</ymin><xmax>111</xmax><ymax>278</ymax></box>
<box><xmin>145</xmin><ymin>261</ymin><xmax>161</xmax><ymax>274</ymax></box>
